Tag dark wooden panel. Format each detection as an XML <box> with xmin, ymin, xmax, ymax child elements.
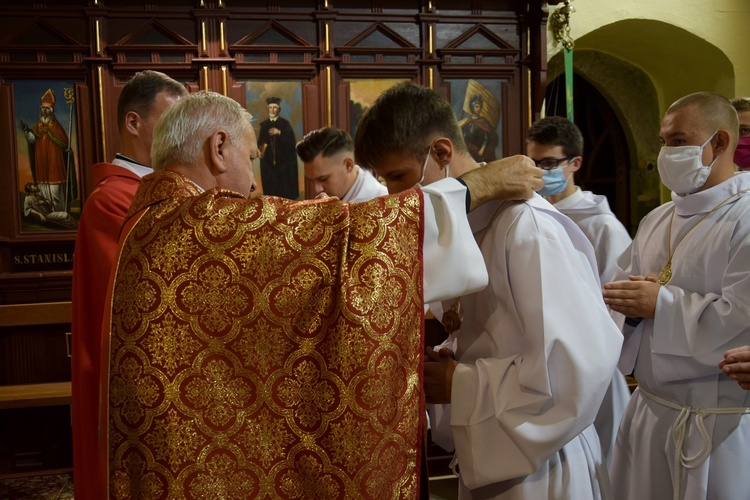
<box><xmin>0</xmin><ymin>324</ymin><xmax>71</xmax><ymax>385</ymax></box>
<box><xmin>0</xmin><ymin>301</ymin><xmax>70</xmax><ymax>327</ymax></box>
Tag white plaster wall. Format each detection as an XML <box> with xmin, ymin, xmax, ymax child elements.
<box><xmin>547</xmin><ymin>0</ymin><xmax>750</xmax><ymax>108</ymax></box>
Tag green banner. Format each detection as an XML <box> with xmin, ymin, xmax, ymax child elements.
<box><xmin>564</xmin><ymin>47</ymin><xmax>574</xmax><ymax>122</ymax></box>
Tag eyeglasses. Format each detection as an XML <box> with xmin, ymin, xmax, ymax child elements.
<box><xmin>533</xmin><ymin>156</ymin><xmax>575</xmax><ymax>170</ymax></box>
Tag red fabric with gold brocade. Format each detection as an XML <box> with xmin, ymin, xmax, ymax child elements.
<box><xmin>102</xmin><ymin>169</ymin><xmax>425</xmax><ymax>499</ymax></box>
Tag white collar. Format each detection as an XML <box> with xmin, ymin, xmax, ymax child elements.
<box><xmin>112</xmin><ymin>154</ymin><xmax>153</xmax><ymax>178</ymax></box>
<box><xmin>553</xmin><ymin>186</ymin><xmax>584</xmax><ymax>210</ymax></box>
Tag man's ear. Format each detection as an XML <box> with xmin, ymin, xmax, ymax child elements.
<box><xmin>344</xmin><ymin>155</ymin><xmax>355</xmax><ymax>172</ymax></box>
<box><xmin>713</xmin><ymin>129</ymin><xmax>731</xmax><ymax>156</ymax></box>
<box><xmin>124</xmin><ymin>111</ymin><xmax>140</xmax><ymax>136</ymax></box>
<box><xmin>209</xmin><ymin>130</ymin><xmax>229</xmax><ymax>174</ymax></box>
<box><xmin>431</xmin><ymin>137</ymin><xmax>454</xmax><ymax>167</ymax></box>
<box><xmin>569</xmin><ymin>156</ymin><xmax>583</xmax><ymax>173</ymax></box>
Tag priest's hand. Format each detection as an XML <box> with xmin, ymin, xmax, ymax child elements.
<box><xmin>602</xmin><ymin>274</ymin><xmax>659</xmax><ymax>319</ymax></box>
<box><xmin>460</xmin><ymin>155</ymin><xmax>543</xmax><ymax>212</ymax></box>
<box><xmin>424</xmin><ymin>346</ymin><xmax>457</xmax><ymax>404</ymax></box>
<box><xmin>719</xmin><ymin>346</ymin><xmax>750</xmax><ymax>390</ymax></box>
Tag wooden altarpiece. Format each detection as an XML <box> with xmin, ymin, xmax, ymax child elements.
<box><xmin>0</xmin><ymin>0</ymin><xmax>552</xmax><ymax>477</ymax></box>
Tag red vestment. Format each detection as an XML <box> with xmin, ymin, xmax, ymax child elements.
<box><xmin>32</xmin><ymin>117</ymin><xmax>68</xmax><ymax>184</ymax></box>
<box><xmin>71</xmin><ymin>163</ymin><xmax>141</xmax><ymax>500</ymax></box>
<box><xmin>99</xmin><ymin>169</ymin><xmax>426</xmax><ymax>499</ymax></box>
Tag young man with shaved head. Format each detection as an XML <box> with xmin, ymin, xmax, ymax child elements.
<box><xmin>604</xmin><ymin>92</ymin><xmax>750</xmax><ymax>500</ymax></box>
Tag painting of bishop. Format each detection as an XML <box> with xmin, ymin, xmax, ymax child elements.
<box><xmin>16</xmin><ymin>81</ymin><xmax>80</xmax><ymax>231</ymax></box>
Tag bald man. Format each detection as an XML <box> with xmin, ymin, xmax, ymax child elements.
<box><xmin>604</xmin><ymin>92</ymin><xmax>750</xmax><ymax>500</ymax></box>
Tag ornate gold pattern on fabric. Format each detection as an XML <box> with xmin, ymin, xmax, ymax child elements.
<box><xmin>180</xmin><ymin>264</ymin><xmax>251</xmax><ymax>335</ymax></box>
<box><xmin>187</xmin><ymin>451</ymin><xmax>257</xmax><ymax>498</ymax></box>
<box><xmin>113</xmin><ymin>452</ymin><xmax>165</xmax><ymax>499</ymax></box>
<box><xmin>105</xmin><ymin>170</ymin><xmax>425</xmax><ymax>498</ymax></box>
<box><xmin>145</xmin><ymin>223</ymin><xmax>200</xmax><ymax>280</ymax></box>
<box><xmin>144</xmin><ymin>408</ymin><xmax>206</xmax><ymax>471</ymax></box>
<box><xmin>277</xmin><ymin>359</ymin><xmax>336</xmax><ymax>429</ymax></box>
<box><xmin>280</xmin><ymin>452</ymin><xmax>341</xmax><ymax>498</ymax></box>
<box><xmin>237</xmin><ymin>407</ymin><xmax>295</xmax><ymax>467</ymax></box>
<box><xmin>141</xmin><ymin>312</ymin><xmax>201</xmax><ymax>377</ymax></box>
<box><xmin>109</xmin><ymin>356</ymin><xmax>160</xmax><ymax>426</ymax></box>
<box><xmin>183</xmin><ymin>358</ymin><xmax>254</xmax><ymax>428</ymax></box>
<box><xmin>113</xmin><ymin>262</ymin><xmax>157</xmax><ymax>332</ymax></box>
<box><xmin>230</xmin><ymin>318</ymin><xmax>292</xmax><ymax>377</ymax></box>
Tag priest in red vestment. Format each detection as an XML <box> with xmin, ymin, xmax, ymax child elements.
<box><xmin>98</xmin><ymin>91</ymin><xmax>541</xmax><ymax>499</ymax></box>
<box><xmin>71</xmin><ymin>71</ymin><xmax>186</xmax><ymax>500</ymax></box>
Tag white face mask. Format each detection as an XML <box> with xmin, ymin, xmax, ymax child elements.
<box><xmin>657</xmin><ymin>131</ymin><xmax>718</xmax><ymax>195</ymax></box>
<box><xmin>413</xmin><ymin>146</ymin><xmax>450</xmax><ymax>188</ymax></box>
<box><xmin>413</xmin><ymin>150</ymin><xmax>430</xmax><ymax>188</ymax></box>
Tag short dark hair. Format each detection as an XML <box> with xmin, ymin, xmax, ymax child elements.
<box><xmin>731</xmin><ymin>97</ymin><xmax>750</xmax><ymax>112</ymax></box>
<box><xmin>354</xmin><ymin>82</ymin><xmax>466</xmax><ymax>170</ymax></box>
<box><xmin>24</xmin><ymin>182</ymin><xmax>38</xmax><ymax>193</ymax></box>
<box><xmin>527</xmin><ymin>116</ymin><xmax>584</xmax><ymax>158</ymax></box>
<box><xmin>296</xmin><ymin>127</ymin><xmax>353</xmax><ymax>163</ymax></box>
<box><xmin>117</xmin><ymin>70</ymin><xmax>187</xmax><ymax>132</ymax></box>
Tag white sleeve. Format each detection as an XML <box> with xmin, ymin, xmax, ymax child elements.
<box><xmin>420</xmin><ymin>178</ymin><xmax>488</xmax><ymax>303</ymax></box>
<box><xmin>449</xmin><ymin>208</ymin><xmax>622</xmax><ymax>488</ymax></box>
<box><xmin>593</xmin><ymin>216</ymin><xmax>633</xmax><ymax>285</ymax></box>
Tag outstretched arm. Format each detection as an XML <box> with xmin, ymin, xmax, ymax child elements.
<box><xmin>459</xmin><ymin>155</ymin><xmax>542</xmax><ymax>211</ymax></box>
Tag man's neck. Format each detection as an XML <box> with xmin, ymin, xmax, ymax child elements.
<box><xmin>119</xmin><ymin>141</ymin><xmax>151</xmax><ymax>167</ymax></box>
<box><xmin>697</xmin><ymin>161</ymin><xmax>735</xmax><ymax>193</ymax></box>
<box><xmin>450</xmin><ymin>153</ymin><xmax>481</xmax><ymax>178</ymax></box>
<box><xmin>342</xmin><ymin>165</ymin><xmax>360</xmax><ymax>196</ymax></box>
<box><xmin>546</xmin><ymin>181</ymin><xmax>577</xmax><ymax>204</ymax></box>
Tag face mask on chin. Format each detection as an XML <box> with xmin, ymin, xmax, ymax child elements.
<box><xmin>657</xmin><ymin>131</ymin><xmax>718</xmax><ymax>195</ymax></box>
<box><xmin>734</xmin><ymin>136</ymin><xmax>750</xmax><ymax>171</ymax></box>
<box><xmin>538</xmin><ymin>167</ymin><xmax>570</xmax><ymax>196</ymax></box>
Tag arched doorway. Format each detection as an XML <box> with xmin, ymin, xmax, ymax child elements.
<box><xmin>545</xmin><ymin>73</ymin><xmax>631</xmax><ymax>229</ymax></box>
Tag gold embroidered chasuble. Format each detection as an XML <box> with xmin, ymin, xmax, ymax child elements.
<box><xmin>102</xmin><ymin>169</ymin><xmax>426</xmax><ymax>499</ymax></box>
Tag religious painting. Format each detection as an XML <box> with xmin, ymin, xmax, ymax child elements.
<box><xmin>346</xmin><ymin>78</ymin><xmax>409</xmax><ymax>139</ymax></box>
<box><xmin>244</xmin><ymin>81</ymin><xmax>304</xmax><ymax>200</ymax></box>
<box><xmin>446</xmin><ymin>78</ymin><xmax>505</xmax><ymax>162</ymax></box>
<box><xmin>14</xmin><ymin>79</ymin><xmax>81</xmax><ymax>232</ymax></box>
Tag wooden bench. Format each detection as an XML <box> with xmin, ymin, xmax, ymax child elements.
<box><xmin>0</xmin><ymin>301</ymin><xmax>72</xmax><ymax>409</ymax></box>
<box><xmin>0</xmin><ymin>382</ymin><xmax>72</xmax><ymax>409</ymax></box>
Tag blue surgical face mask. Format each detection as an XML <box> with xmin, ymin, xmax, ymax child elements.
<box><xmin>538</xmin><ymin>166</ymin><xmax>569</xmax><ymax>196</ymax></box>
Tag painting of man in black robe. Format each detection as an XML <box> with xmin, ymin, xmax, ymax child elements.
<box><xmin>257</xmin><ymin>97</ymin><xmax>299</xmax><ymax>199</ymax></box>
